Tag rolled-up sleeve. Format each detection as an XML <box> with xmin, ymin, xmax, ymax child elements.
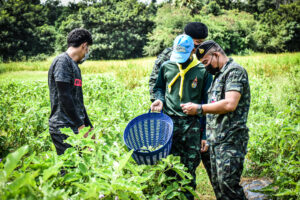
<box><xmin>225</xmin><ymin>69</ymin><xmax>246</xmax><ymax>94</ymax></box>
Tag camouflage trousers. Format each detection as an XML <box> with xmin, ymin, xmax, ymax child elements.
<box><xmin>209</xmin><ymin>137</ymin><xmax>248</xmax><ymax>200</ymax></box>
<box><xmin>169</xmin><ymin>116</ymin><xmax>211</xmax><ymax>200</ymax></box>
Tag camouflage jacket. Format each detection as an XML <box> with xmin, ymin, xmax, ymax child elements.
<box><xmin>149</xmin><ymin>47</ymin><xmax>173</xmax><ymax>102</ymax></box>
<box><xmin>206</xmin><ymin>58</ymin><xmax>251</xmax><ymax>145</ymax></box>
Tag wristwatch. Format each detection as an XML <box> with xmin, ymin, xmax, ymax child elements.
<box><xmin>197</xmin><ymin>104</ymin><xmax>203</xmax><ymax>115</ymax></box>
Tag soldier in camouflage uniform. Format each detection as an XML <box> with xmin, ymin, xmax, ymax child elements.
<box><xmin>151</xmin><ymin>35</ymin><xmax>212</xmax><ymax>200</ymax></box>
<box><xmin>182</xmin><ymin>40</ymin><xmax>251</xmax><ymax>200</ymax></box>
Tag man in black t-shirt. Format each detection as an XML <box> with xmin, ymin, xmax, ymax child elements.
<box><xmin>48</xmin><ymin>28</ymin><xmax>93</xmax><ymax>155</ymax></box>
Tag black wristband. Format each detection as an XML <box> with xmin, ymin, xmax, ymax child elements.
<box><xmin>197</xmin><ymin>104</ymin><xmax>203</xmax><ymax>115</ymax></box>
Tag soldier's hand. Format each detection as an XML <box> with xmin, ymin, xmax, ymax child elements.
<box><xmin>151</xmin><ymin>99</ymin><xmax>163</xmax><ymax>112</ymax></box>
<box><xmin>201</xmin><ymin>140</ymin><xmax>209</xmax><ymax>152</ymax></box>
<box><xmin>78</xmin><ymin>124</ymin><xmax>85</xmax><ymax>132</ymax></box>
<box><xmin>181</xmin><ymin>102</ymin><xmax>198</xmax><ymax>115</ymax></box>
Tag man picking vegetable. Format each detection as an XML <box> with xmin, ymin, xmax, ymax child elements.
<box><xmin>48</xmin><ymin>28</ymin><xmax>94</xmax><ymax>155</ymax></box>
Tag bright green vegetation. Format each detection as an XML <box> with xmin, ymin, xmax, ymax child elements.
<box><xmin>0</xmin><ymin>52</ymin><xmax>299</xmax><ymax>199</ymax></box>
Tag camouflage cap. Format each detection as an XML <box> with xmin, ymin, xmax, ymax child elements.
<box><xmin>196</xmin><ymin>40</ymin><xmax>216</xmax><ymax>60</ymax></box>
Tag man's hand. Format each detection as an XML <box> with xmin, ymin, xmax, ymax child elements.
<box><xmin>180</xmin><ymin>102</ymin><xmax>198</xmax><ymax>115</ymax></box>
<box><xmin>201</xmin><ymin>140</ymin><xmax>209</xmax><ymax>152</ymax></box>
<box><xmin>84</xmin><ymin>127</ymin><xmax>95</xmax><ymax>139</ymax></box>
<box><xmin>151</xmin><ymin>99</ymin><xmax>163</xmax><ymax>112</ymax></box>
<box><xmin>78</xmin><ymin>125</ymin><xmax>85</xmax><ymax>132</ymax></box>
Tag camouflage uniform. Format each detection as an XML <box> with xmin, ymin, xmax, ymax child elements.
<box><xmin>206</xmin><ymin>58</ymin><xmax>251</xmax><ymax>200</ymax></box>
<box><xmin>153</xmin><ymin>58</ymin><xmax>212</xmax><ymax>200</ymax></box>
<box><xmin>149</xmin><ymin>47</ymin><xmax>173</xmax><ymax>102</ymax></box>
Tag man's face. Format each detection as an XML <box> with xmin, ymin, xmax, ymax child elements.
<box><xmin>201</xmin><ymin>53</ymin><xmax>215</xmax><ymax>67</ymax></box>
<box><xmin>192</xmin><ymin>38</ymin><xmax>205</xmax><ymax>53</ymax></box>
<box><xmin>200</xmin><ymin>52</ymin><xmax>220</xmax><ymax>75</ymax></box>
<box><xmin>193</xmin><ymin>38</ymin><xmax>205</xmax><ymax>48</ymax></box>
<box><xmin>80</xmin><ymin>43</ymin><xmax>89</xmax><ymax>59</ymax></box>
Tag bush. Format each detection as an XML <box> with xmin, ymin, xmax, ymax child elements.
<box><xmin>193</xmin><ymin>10</ymin><xmax>257</xmax><ymax>55</ymax></box>
<box><xmin>143</xmin><ymin>4</ymin><xmax>192</xmax><ymax>56</ymax></box>
<box><xmin>253</xmin><ymin>1</ymin><xmax>300</xmax><ymax>52</ymax></box>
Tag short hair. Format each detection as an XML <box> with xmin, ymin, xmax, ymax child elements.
<box><xmin>184</xmin><ymin>22</ymin><xmax>208</xmax><ymax>39</ymax></box>
<box><xmin>207</xmin><ymin>43</ymin><xmax>226</xmax><ymax>56</ymax></box>
<box><xmin>67</xmin><ymin>28</ymin><xmax>93</xmax><ymax>48</ymax></box>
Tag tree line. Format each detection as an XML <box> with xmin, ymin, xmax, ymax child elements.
<box><xmin>0</xmin><ymin>0</ymin><xmax>299</xmax><ymax>62</ymax></box>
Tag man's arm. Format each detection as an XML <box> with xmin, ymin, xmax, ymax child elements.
<box><xmin>83</xmin><ymin>106</ymin><xmax>93</xmax><ymax>128</ymax></box>
<box><xmin>149</xmin><ymin>47</ymin><xmax>172</xmax><ymax>102</ymax></box>
<box><xmin>181</xmin><ymin>91</ymin><xmax>241</xmax><ymax>115</ymax></box>
<box><xmin>56</xmin><ymin>81</ymin><xmax>84</xmax><ymax>128</ymax></box>
<box><xmin>202</xmin><ymin>91</ymin><xmax>241</xmax><ymax>114</ymax></box>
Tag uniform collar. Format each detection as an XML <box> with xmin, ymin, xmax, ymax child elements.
<box><xmin>216</xmin><ymin>57</ymin><xmax>233</xmax><ymax>75</ymax></box>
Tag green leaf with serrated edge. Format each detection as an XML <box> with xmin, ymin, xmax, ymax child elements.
<box><xmin>71</xmin><ymin>182</ymin><xmax>88</xmax><ymax>192</ymax></box>
<box><xmin>167</xmin><ymin>191</ymin><xmax>180</xmax><ymax>199</ymax></box>
<box><xmin>42</xmin><ymin>162</ymin><xmax>63</xmax><ymax>182</ymax></box>
<box><xmin>63</xmin><ymin>172</ymin><xmax>80</xmax><ymax>183</ymax></box>
<box><xmin>21</xmin><ymin>151</ymin><xmax>36</xmax><ymax>171</ymax></box>
<box><xmin>184</xmin><ymin>186</ymin><xmax>200</xmax><ymax>199</ymax></box>
<box><xmin>179</xmin><ymin>193</ymin><xmax>188</xmax><ymax>200</ymax></box>
<box><xmin>179</xmin><ymin>179</ymin><xmax>191</xmax><ymax>185</ymax></box>
<box><xmin>118</xmin><ymin>192</ymin><xmax>130</xmax><ymax>200</ymax></box>
<box><xmin>158</xmin><ymin>172</ymin><xmax>166</xmax><ymax>184</ymax></box>
<box><xmin>116</xmin><ymin>149</ymin><xmax>133</xmax><ymax>173</ymax></box>
<box><xmin>1</xmin><ymin>145</ymin><xmax>29</xmax><ymax>182</ymax></box>
<box><xmin>170</xmin><ymin>167</ymin><xmax>187</xmax><ymax>180</ymax></box>
<box><xmin>160</xmin><ymin>184</ymin><xmax>177</xmax><ymax>197</ymax></box>
<box><xmin>7</xmin><ymin>170</ymin><xmax>39</xmax><ymax>192</ymax></box>
<box><xmin>78</xmin><ymin>162</ymin><xmax>88</xmax><ymax>175</ymax></box>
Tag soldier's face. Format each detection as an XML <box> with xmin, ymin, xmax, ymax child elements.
<box><xmin>201</xmin><ymin>53</ymin><xmax>220</xmax><ymax>75</ymax></box>
<box><xmin>201</xmin><ymin>53</ymin><xmax>215</xmax><ymax>67</ymax></box>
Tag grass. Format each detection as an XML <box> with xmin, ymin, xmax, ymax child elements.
<box><xmin>0</xmin><ymin>56</ymin><xmax>154</xmax><ymax>88</ymax></box>
<box><xmin>196</xmin><ymin>164</ymin><xmax>215</xmax><ymax>199</ymax></box>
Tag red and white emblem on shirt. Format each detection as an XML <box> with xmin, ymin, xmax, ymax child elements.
<box><xmin>74</xmin><ymin>79</ymin><xmax>82</xmax><ymax>87</ymax></box>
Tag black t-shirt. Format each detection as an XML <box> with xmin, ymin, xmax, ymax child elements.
<box><xmin>48</xmin><ymin>52</ymin><xmax>88</xmax><ymax>129</ymax></box>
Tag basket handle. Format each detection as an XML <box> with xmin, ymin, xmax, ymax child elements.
<box><xmin>148</xmin><ymin>109</ymin><xmax>163</xmax><ymax>114</ymax></box>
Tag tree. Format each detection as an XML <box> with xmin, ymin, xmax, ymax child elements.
<box><xmin>254</xmin><ymin>1</ymin><xmax>300</xmax><ymax>52</ymax></box>
<box><xmin>143</xmin><ymin>4</ymin><xmax>192</xmax><ymax>56</ymax></box>
<box><xmin>0</xmin><ymin>0</ymin><xmax>56</xmax><ymax>61</ymax></box>
<box><xmin>56</xmin><ymin>0</ymin><xmax>155</xmax><ymax>60</ymax></box>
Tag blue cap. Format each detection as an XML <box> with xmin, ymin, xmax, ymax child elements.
<box><xmin>170</xmin><ymin>34</ymin><xmax>194</xmax><ymax>63</ymax></box>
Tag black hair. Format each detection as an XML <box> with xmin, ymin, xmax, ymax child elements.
<box><xmin>67</xmin><ymin>28</ymin><xmax>93</xmax><ymax>48</ymax></box>
<box><xmin>184</xmin><ymin>22</ymin><xmax>208</xmax><ymax>39</ymax></box>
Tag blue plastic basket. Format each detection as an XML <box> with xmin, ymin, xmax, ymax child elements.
<box><xmin>123</xmin><ymin>110</ymin><xmax>174</xmax><ymax>165</ymax></box>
